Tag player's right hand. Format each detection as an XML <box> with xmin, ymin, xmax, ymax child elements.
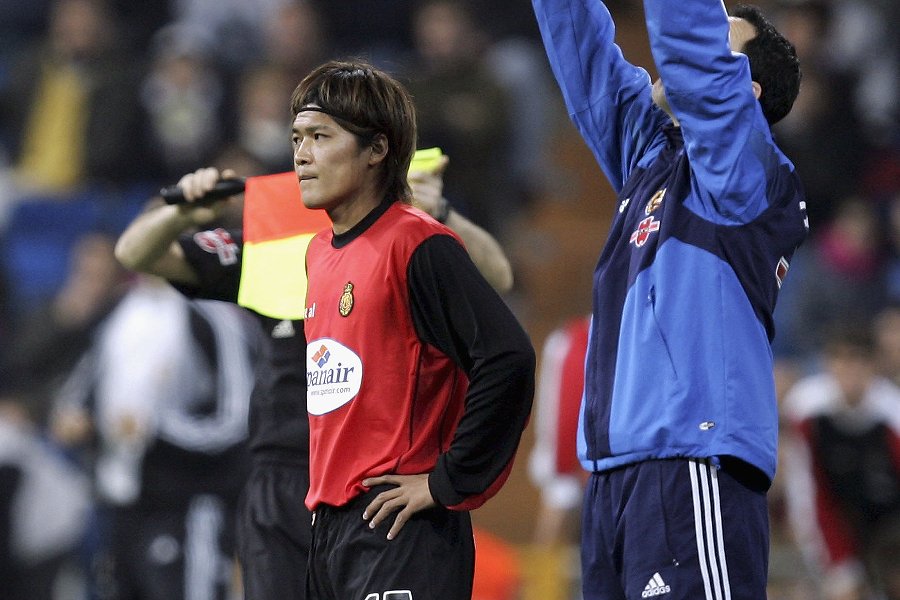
<box><xmin>175</xmin><ymin>167</ymin><xmax>239</xmax><ymax>225</ymax></box>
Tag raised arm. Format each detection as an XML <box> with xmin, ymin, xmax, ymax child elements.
<box><xmin>531</xmin><ymin>0</ymin><xmax>666</xmax><ymax>189</ymax></box>
<box><xmin>114</xmin><ymin>168</ymin><xmax>239</xmax><ymax>285</ymax></box>
<box><xmin>643</xmin><ymin>0</ymin><xmax>786</xmax><ymax>221</ymax></box>
<box><xmin>408</xmin><ymin>155</ymin><xmax>514</xmax><ymax>293</ymax></box>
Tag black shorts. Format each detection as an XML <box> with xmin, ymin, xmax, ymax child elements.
<box><xmin>307</xmin><ymin>485</ymin><xmax>474</xmax><ymax>600</ymax></box>
<box><xmin>236</xmin><ymin>460</ymin><xmax>313</xmax><ymax>600</ymax></box>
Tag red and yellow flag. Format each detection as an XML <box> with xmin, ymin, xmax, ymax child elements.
<box><xmin>236</xmin><ymin>149</ymin><xmax>442</xmax><ymax>319</ymax></box>
<box><xmin>237</xmin><ymin>172</ymin><xmax>331</xmax><ymax>320</ymax></box>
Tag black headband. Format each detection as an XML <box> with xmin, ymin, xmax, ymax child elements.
<box><xmin>298</xmin><ymin>105</ymin><xmax>359</xmax><ymax>128</ymax></box>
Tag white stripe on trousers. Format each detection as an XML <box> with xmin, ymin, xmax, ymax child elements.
<box><xmin>186</xmin><ymin>494</ymin><xmax>225</xmax><ymax>600</ymax></box>
<box><xmin>689</xmin><ymin>459</ymin><xmax>733</xmax><ymax>600</ymax></box>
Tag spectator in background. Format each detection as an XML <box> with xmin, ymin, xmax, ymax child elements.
<box><xmin>874</xmin><ymin>303</ymin><xmax>900</xmax><ymax>388</ymax></box>
<box><xmin>527</xmin><ymin>315</ymin><xmax>590</xmax><ymax>600</ymax></box>
<box><xmin>106</xmin><ymin>0</ymin><xmax>173</xmax><ymax>55</ymax></box>
<box><xmin>879</xmin><ymin>190</ymin><xmax>900</xmax><ymax>303</ymax></box>
<box><xmin>0</xmin><ymin>392</ymin><xmax>91</xmax><ymax>600</ymax></box>
<box><xmin>51</xmin><ymin>276</ymin><xmax>258</xmax><ymax>600</ymax></box>
<box><xmin>869</xmin><ymin>518</ymin><xmax>900</xmax><ymax>600</ymax></box>
<box><xmin>872</xmin><ymin>302</ymin><xmax>900</xmax><ymax>600</ymax></box>
<box><xmin>258</xmin><ymin>0</ymin><xmax>330</xmax><ymax>85</ymax></box>
<box><xmin>0</xmin><ymin>263</ymin><xmax>11</xmax><ymax>348</ymax></box>
<box><xmin>890</xmin><ymin>0</ymin><xmax>900</xmax><ymax>136</ymax></box>
<box><xmin>405</xmin><ymin>0</ymin><xmax>518</xmax><ymax>239</ymax></box>
<box><xmin>310</xmin><ymin>0</ymin><xmax>412</xmax><ymax>66</ymax></box>
<box><xmin>782</xmin><ymin>323</ymin><xmax>900</xmax><ymax>600</ymax></box>
<box><xmin>1</xmin><ymin>231</ymin><xmax>128</xmax><ymax>427</ymax></box>
<box><xmin>214</xmin><ymin>1</ymin><xmax>332</xmax><ymax>178</ymax></box>
<box><xmin>0</xmin><ymin>0</ymin><xmax>145</xmax><ymax>194</ymax></box>
<box><xmin>468</xmin><ymin>2</ymin><xmax>543</xmax><ymax>41</ymax></box>
<box><xmin>771</xmin><ymin>0</ymin><xmax>871</xmax><ymax>228</ymax></box>
<box><xmin>776</xmin><ymin>195</ymin><xmax>887</xmax><ymax>363</ymax></box>
<box><xmin>0</xmin><ymin>0</ymin><xmax>50</xmax><ymax>77</ymax></box>
<box><xmin>818</xmin><ymin>0</ymin><xmax>898</xmax><ymax>146</ymax></box>
<box><xmin>482</xmin><ymin>31</ymin><xmax>560</xmax><ymax>213</ymax></box>
<box><xmin>140</xmin><ymin>24</ymin><xmax>227</xmax><ymax>183</ymax></box>
<box><xmin>226</xmin><ymin>64</ymin><xmax>296</xmax><ymax>175</ymax></box>
<box><xmin>167</xmin><ymin>0</ymin><xmax>285</xmax><ymax>73</ymax></box>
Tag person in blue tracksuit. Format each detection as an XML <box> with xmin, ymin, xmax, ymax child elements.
<box><xmin>531</xmin><ymin>0</ymin><xmax>808</xmax><ymax>598</ymax></box>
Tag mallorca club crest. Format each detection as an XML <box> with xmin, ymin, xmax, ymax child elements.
<box><xmin>339</xmin><ymin>282</ymin><xmax>354</xmax><ymax>317</ymax></box>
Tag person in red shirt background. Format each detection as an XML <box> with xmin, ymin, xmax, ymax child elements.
<box><xmin>528</xmin><ymin>315</ymin><xmax>590</xmax><ymax>600</ymax></box>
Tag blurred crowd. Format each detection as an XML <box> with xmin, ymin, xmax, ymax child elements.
<box><xmin>763</xmin><ymin>2</ymin><xmax>900</xmax><ymax>598</ymax></box>
<box><xmin>0</xmin><ymin>0</ymin><xmax>898</xmax><ymax>599</ymax></box>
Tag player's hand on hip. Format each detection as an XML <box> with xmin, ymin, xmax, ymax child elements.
<box><xmin>361</xmin><ymin>473</ymin><xmax>437</xmax><ymax>540</ymax></box>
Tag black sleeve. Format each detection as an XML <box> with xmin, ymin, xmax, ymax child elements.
<box><xmin>407</xmin><ymin>235</ymin><xmax>535</xmax><ymax>508</ymax></box>
<box><xmin>173</xmin><ymin>228</ymin><xmax>243</xmax><ymax>303</ymax></box>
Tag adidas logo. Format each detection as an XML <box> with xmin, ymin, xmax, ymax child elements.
<box><xmin>641</xmin><ymin>572</ymin><xmax>671</xmax><ymax>598</ymax></box>
<box><xmin>272</xmin><ymin>319</ymin><xmax>296</xmax><ymax>339</ymax></box>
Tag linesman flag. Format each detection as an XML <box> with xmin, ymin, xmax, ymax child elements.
<box><xmin>188</xmin><ymin>148</ymin><xmax>444</xmax><ymax>319</ymax></box>
<box><xmin>237</xmin><ymin>171</ymin><xmax>331</xmax><ymax>320</ymax></box>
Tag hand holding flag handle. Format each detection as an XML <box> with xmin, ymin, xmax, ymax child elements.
<box><xmin>160</xmin><ymin>178</ymin><xmax>247</xmax><ymax>205</ymax></box>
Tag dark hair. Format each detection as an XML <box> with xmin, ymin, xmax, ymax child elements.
<box><xmin>730</xmin><ymin>4</ymin><xmax>801</xmax><ymax>125</ymax></box>
<box><xmin>290</xmin><ymin>59</ymin><xmax>417</xmax><ymax>204</ymax></box>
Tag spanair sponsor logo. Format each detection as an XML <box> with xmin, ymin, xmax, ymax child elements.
<box><xmin>306</xmin><ymin>338</ymin><xmax>362</xmax><ymax>415</ymax></box>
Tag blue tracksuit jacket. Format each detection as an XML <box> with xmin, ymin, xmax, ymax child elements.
<box><xmin>533</xmin><ymin>0</ymin><xmax>808</xmax><ymax>482</ymax></box>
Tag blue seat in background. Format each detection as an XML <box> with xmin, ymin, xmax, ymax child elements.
<box><xmin>0</xmin><ymin>192</ymin><xmax>104</xmax><ymax>316</ymax></box>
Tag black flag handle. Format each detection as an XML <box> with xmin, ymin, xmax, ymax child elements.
<box><xmin>160</xmin><ymin>178</ymin><xmax>247</xmax><ymax>205</ymax></box>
